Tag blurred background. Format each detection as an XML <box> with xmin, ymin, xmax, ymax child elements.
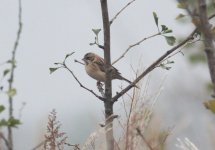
<box><xmin>0</xmin><ymin>0</ymin><xmax>215</xmax><ymax>149</ymax></box>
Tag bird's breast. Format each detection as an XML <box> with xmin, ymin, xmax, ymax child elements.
<box><xmin>85</xmin><ymin>63</ymin><xmax>106</xmax><ymax>82</ymax></box>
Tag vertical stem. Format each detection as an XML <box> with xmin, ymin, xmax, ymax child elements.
<box><xmin>7</xmin><ymin>0</ymin><xmax>22</xmax><ymax>149</ymax></box>
<box><xmin>100</xmin><ymin>0</ymin><xmax>114</xmax><ymax>150</ymax></box>
<box><xmin>198</xmin><ymin>0</ymin><xmax>215</xmax><ymax>97</ymax></box>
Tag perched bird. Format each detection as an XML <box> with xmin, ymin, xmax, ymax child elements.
<box><xmin>82</xmin><ymin>52</ymin><xmax>136</xmax><ymax>86</ymax></box>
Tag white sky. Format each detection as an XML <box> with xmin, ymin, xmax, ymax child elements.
<box><xmin>0</xmin><ymin>0</ymin><xmax>214</xmax><ymax>149</ymax></box>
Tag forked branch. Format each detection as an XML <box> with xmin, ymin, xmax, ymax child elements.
<box><xmin>112</xmin><ymin>29</ymin><xmax>197</xmax><ymax>102</ymax></box>
<box><xmin>110</xmin><ymin>0</ymin><xmax>137</xmax><ymax>25</ymax></box>
<box><xmin>62</xmin><ymin>63</ymin><xmax>105</xmax><ymax>101</ymax></box>
<box><xmin>112</xmin><ymin>32</ymin><xmax>161</xmax><ymax>65</ymax></box>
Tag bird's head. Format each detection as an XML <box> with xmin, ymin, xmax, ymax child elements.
<box><xmin>82</xmin><ymin>52</ymin><xmax>96</xmax><ymax>65</ymax></box>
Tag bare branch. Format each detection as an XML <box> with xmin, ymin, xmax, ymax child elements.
<box><xmin>63</xmin><ymin>63</ymin><xmax>105</xmax><ymax>101</ymax></box>
<box><xmin>74</xmin><ymin>59</ymin><xmax>84</xmax><ymax>65</ymax></box>
<box><xmin>197</xmin><ymin>0</ymin><xmax>215</xmax><ymax>96</ymax></box>
<box><xmin>100</xmin><ymin>0</ymin><xmax>114</xmax><ymax>149</ymax></box>
<box><xmin>0</xmin><ymin>132</ymin><xmax>10</xmax><ymax>149</ymax></box>
<box><xmin>125</xmin><ymin>86</ymin><xmax>136</xmax><ymax>150</ymax></box>
<box><xmin>110</xmin><ymin>0</ymin><xmax>137</xmax><ymax>25</ymax></box>
<box><xmin>136</xmin><ymin>128</ymin><xmax>154</xmax><ymax>150</ymax></box>
<box><xmin>31</xmin><ymin>141</ymin><xmax>45</xmax><ymax>150</ymax></box>
<box><xmin>112</xmin><ymin>32</ymin><xmax>161</xmax><ymax>65</ymax></box>
<box><xmin>65</xmin><ymin>143</ymin><xmax>81</xmax><ymax>150</ymax></box>
<box><xmin>7</xmin><ymin>0</ymin><xmax>23</xmax><ymax>149</ymax></box>
<box><xmin>112</xmin><ymin>29</ymin><xmax>197</xmax><ymax>102</ymax></box>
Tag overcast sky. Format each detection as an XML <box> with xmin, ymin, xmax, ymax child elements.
<box><xmin>0</xmin><ymin>0</ymin><xmax>214</xmax><ymax>150</ymax></box>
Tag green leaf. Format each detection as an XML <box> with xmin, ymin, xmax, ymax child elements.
<box><xmin>177</xmin><ymin>2</ymin><xmax>187</xmax><ymax>9</ymax></box>
<box><xmin>7</xmin><ymin>88</ymin><xmax>17</xmax><ymax>97</ymax></box>
<box><xmin>164</xmin><ymin>36</ymin><xmax>176</xmax><ymax>46</ymax></box>
<box><xmin>92</xmin><ymin>29</ymin><xmax>101</xmax><ymax>36</ymax></box>
<box><xmin>153</xmin><ymin>12</ymin><xmax>159</xmax><ymax>27</ymax></box>
<box><xmin>89</xmin><ymin>43</ymin><xmax>95</xmax><ymax>46</ymax></box>
<box><xmin>188</xmin><ymin>53</ymin><xmax>206</xmax><ymax>64</ymax></box>
<box><xmin>161</xmin><ymin>25</ymin><xmax>168</xmax><ymax>32</ymax></box>
<box><xmin>3</xmin><ymin>69</ymin><xmax>10</xmax><ymax>77</ymax></box>
<box><xmin>176</xmin><ymin>13</ymin><xmax>186</xmax><ymax>20</ymax></box>
<box><xmin>8</xmin><ymin>117</ymin><xmax>21</xmax><ymax>127</ymax></box>
<box><xmin>204</xmin><ymin>99</ymin><xmax>215</xmax><ymax>113</ymax></box>
<box><xmin>0</xmin><ymin>105</ymin><xmax>5</xmax><ymax>113</ymax></box>
<box><xmin>205</xmin><ymin>82</ymin><xmax>214</xmax><ymax>92</ymax></box>
<box><xmin>7</xmin><ymin>59</ymin><xmax>16</xmax><ymax>65</ymax></box>
<box><xmin>0</xmin><ymin>119</ymin><xmax>8</xmax><ymax>127</ymax></box>
<box><xmin>49</xmin><ymin>68</ymin><xmax>59</xmax><ymax>74</ymax></box>
<box><xmin>167</xmin><ymin>60</ymin><xmax>174</xmax><ymax>64</ymax></box>
<box><xmin>65</xmin><ymin>52</ymin><xmax>75</xmax><ymax>60</ymax></box>
<box><xmin>164</xmin><ymin>29</ymin><xmax>173</xmax><ymax>34</ymax></box>
<box><xmin>54</xmin><ymin>62</ymin><xmax>61</xmax><ymax>65</ymax></box>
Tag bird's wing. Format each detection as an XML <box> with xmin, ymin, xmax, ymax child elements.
<box><xmin>94</xmin><ymin>55</ymin><xmax>121</xmax><ymax>76</ymax></box>
<box><xmin>94</xmin><ymin>56</ymin><xmax>106</xmax><ymax>72</ymax></box>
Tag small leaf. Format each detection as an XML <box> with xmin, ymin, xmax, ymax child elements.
<box><xmin>7</xmin><ymin>88</ymin><xmax>17</xmax><ymax>97</ymax></box>
<box><xmin>0</xmin><ymin>119</ymin><xmax>8</xmax><ymax>127</ymax></box>
<box><xmin>8</xmin><ymin>117</ymin><xmax>21</xmax><ymax>127</ymax></box>
<box><xmin>205</xmin><ymin>82</ymin><xmax>214</xmax><ymax>92</ymax></box>
<box><xmin>153</xmin><ymin>12</ymin><xmax>159</xmax><ymax>27</ymax></box>
<box><xmin>177</xmin><ymin>2</ymin><xmax>187</xmax><ymax>9</ymax></box>
<box><xmin>166</xmin><ymin>67</ymin><xmax>171</xmax><ymax>70</ymax></box>
<box><xmin>211</xmin><ymin>26</ymin><xmax>215</xmax><ymax>35</ymax></box>
<box><xmin>92</xmin><ymin>29</ymin><xmax>101</xmax><ymax>36</ymax></box>
<box><xmin>188</xmin><ymin>53</ymin><xmax>206</xmax><ymax>64</ymax></box>
<box><xmin>3</xmin><ymin>69</ymin><xmax>10</xmax><ymax>77</ymax></box>
<box><xmin>204</xmin><ymin>99</ymin><xmax>215</xmax><ymax>113</ymax></box>
<box><xmin>164</xmin><ymin>36</ymin><xmax>176</xmax><ymax>46</ymax></box>
<box><xmin>164</xmin><ymin>29</ymin><xmax>173</xmax><ymax>34</ymax></box>
<box><xmin>176</xmin><ymin>13</ymin><xmax>186</xmax><ymax>20</ymax></box>
<box><xmin>0</xmin><ymin>105</ymin><xmax>5</xmax><ymax>113</ymax></box>
<box><xmin>65</xmin><ymin>52</ymin><xmax>75</xmax><ymax>60</ymax></box>
<box><xmin>161</xmin><ymin>25</ymin><xmax>168</xmax><ymax>32</ymax></box>
<box><xmin>167</xmin><ymin>60</ymin><xmax>174</xmax><ymax>64</ymax></box>
<box><xmin>7</xmin><ymin>59</ymin><xmax>16</xmax><ymax>65</ymax></box>
<box><xmin>54</xmin><ymin>62</ymin><xmax>62</xmax><ymax>65</ymax></box>
<box><xmin>49</xmin><ymin>68</ymin><xmax>59</xmax><ymax>74</ymax></box>
<box><xmin>89</xmin><ymin>43</ymin><xmax>95</xmax><ymax>46</ymax></box>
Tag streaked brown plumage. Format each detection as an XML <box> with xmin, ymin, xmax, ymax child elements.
<box><xmin>82</xmin><ymin>52</ymin><xmax>134</xmax><ymax>84</ymax></box>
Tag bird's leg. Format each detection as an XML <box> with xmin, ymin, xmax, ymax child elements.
<box><xmin>97</xmin><ymin>81</ymin><xmax>105</xmax><ymax>97</ymax></box>
<box><xmin>97</xmin><ymin>81</ymin><xmax>104</xmax><ymax>89</ymax></box>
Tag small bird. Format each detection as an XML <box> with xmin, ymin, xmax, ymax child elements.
<box><xmin>82</xmin><ymin>52</ymin><xmax>135</xmax><ymax>86</ymax></box>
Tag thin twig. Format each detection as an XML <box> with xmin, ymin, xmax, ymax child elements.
<box><xmin>65</xmin><ymin>143</ymin><xmax>81</xmax><ymax>150</ymax></box>
<box><xmin>125</xmin><ymin>86</ymin><xmax>136</xmax><ymax>150</ymax></box>
<box><xmin>7</xmin><ymin>0</ymin><xmax>23</xmax><ymax>149</ymax></box>
<box><xmin>112</xmin><ymin>32</ymin><xmax>161</xmax><ymax>65</ymax></box>
<box><xmin>18</xmin><ymin>102</ymin><xmax>26</xmax><ymax>119</ymax></box>
<box><xmin>74</xmin><ymin>59</ymin><xmax>84</xmax><ymax>65</ymax></box>
<box><xmin>110</xmin><ymin>0</ymin><xmax>137</xmax><ymax>25</ymax></box>
<box><xmin>0</xmin><ymin>133</ymin><xmax>10</xmax><ymax>149</ymax></box>
<box><xmin>136</xmin><ymin>128</ymin><xmax>154</xmax><ymax>150</ymax></box>
<box><xmin>31</xmin><ymin>141</ymin><xmax>46</xmax><ymax>150</ymax></box>
<box><xmin>63</xmin><ymin>63</ymin><xmax>105</xmax><ymax>101</ymax></box>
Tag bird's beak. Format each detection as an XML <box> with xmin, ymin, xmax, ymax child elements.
<box><xmin>82</xmin><ymin>58</ymin><xmax>86</xmax><ymax>63</ymax></box>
